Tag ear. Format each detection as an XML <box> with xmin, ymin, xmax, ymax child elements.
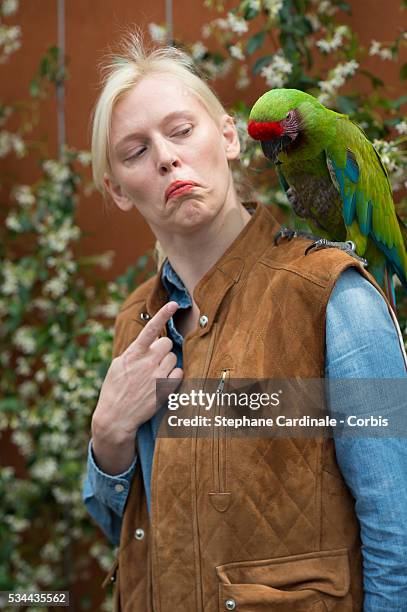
<box><xmin>221</xmin><ymin>114</ymin><xmax>240</xmax><ymax>161</ymax></box>
<box><xmin>103</xmin><ymin>173</ymin><xmax>134</xmax><ymax>212</ymax></box>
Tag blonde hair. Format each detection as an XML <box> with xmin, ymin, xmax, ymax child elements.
<box><xmin>91</xmin><ymin>31</ymin><xmax>227</xmax><ymax>198</ymax></box>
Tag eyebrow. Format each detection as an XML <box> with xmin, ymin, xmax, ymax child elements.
<box><xmin>114</xmin><ymin>110</ymin><xmax>195</xmax><ymax>154</ymax></box>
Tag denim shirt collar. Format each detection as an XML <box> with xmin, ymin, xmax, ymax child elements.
<box><xmin>161</xmin><ymin>258</ymin><xmax>191</xmax><ymax>346</ymax></box>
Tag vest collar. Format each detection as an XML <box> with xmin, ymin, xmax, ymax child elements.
<box><xmin>142</xmin><ymin>203</ymin><xmax>279</xmax><ymax>335</ymax></box>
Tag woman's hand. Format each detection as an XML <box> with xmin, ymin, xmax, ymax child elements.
<box><xmin>91</xmin><ymin>301</ymin><xmax>183</xmax><ymax>474</ymax></box>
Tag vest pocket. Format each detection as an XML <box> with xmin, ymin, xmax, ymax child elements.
<box><xmin>216</xmin><ymin>548</ymin><xmax>351</xmax><ymax>611</ymax></box>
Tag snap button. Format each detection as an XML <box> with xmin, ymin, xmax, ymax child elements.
<box><xmin>140</xmin><ymin>312</ymin><xmax>151</xmax><ymax>321</ymax></box>
<box><xmin>134</xmin><ymin>528</ymin><xmax>145</xmax><ymax>540</ymax></box>
<box><xmin>225</xmin><ymin>599</ymin><xmax>236</xmax><ymax>610</ymax></box>
<box><xmin>199</xmin><ymin>315</ymin><xmax>209</xmax><ymax>328</ymax></box>
<box><xmin>114</xmin><ymin>483</ymin><xmax>124</xmax><ymax>493</ymax></box>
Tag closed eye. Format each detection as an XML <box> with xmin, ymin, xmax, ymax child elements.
<box><xmin>124</xmin><ymin>146</ymin><xmax>147</xmax><ymax>162</ymax></box>
<box><xmin>173</xmin><ymin>125</ymin><xmax>193</xmax><ymax>137</ymax></box>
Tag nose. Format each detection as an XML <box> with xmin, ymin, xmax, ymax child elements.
<box><xmin>155</xmin><ymin>138</ymin><xmax>181</xmax><ymax>175</ymax></box>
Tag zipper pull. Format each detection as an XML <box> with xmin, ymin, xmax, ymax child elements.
<box><xmin>217</xmin><ymin>369</ymin><xmax>228</xmax><ymax>393</ymax></box>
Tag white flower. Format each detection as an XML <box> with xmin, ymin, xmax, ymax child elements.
<box><xmin>1</xmin><ymin>261</ymin><xmax>19</xmax><ymax>295</ymax></box>
<box><xmin>395</xmin><ymin>121</ymin><xmax>407</xmax><ymax>135</ymax></box>
<box><xmin>201</xmin><ymin>24</ymin><xmax>211</xmax><ymax>39</ymax></box>
<box><xmin>263</xmin><ymin>0</ymin><xmax>283</xmax><ymax>19</ymax></box>
<box><xmin>5</xmin><ymin>516</ymin><xmax>29</xmax><ymax>533</ymax></box>
<box><xmin>0</xmin><ymin>24</ymin><xmax>20</xmax><ymax>43</ymax></box>
<box><xmin>93</xmin><ymin>301</ymin><xmax>120</xmax><ymax>318</ymax></box>
<box><xmin>32</xmin><ymin>297</ymin><xmax>52</xmax><ymax>312</ymax></box>
<box><xmin>201</xmin><ymin>58</ymin><xmax>232</xmax><ymax>79</ymax></box>
<box><xmin>31</xmin><ymin>458</ymin><xmax>58</xmax><ymax>482</ymax></box>
<box><xmin>316</xmin><ymin>0</ymin><xmax>337</xmax><ymax>15</ymax></box>
<box><xmin>369</xmin><ymin>40</ymin><xmax>393</xmax><ymax>61</ymax></box>
<box><xmin>14</xmin><ymin>326</ymin><xmax>36</xmax><ymax>354</ymax></box>
<box><xmin>148</xmin><ymin>22</ymin><xmax>167</xmax><ymax>43</ymax></box>
<box><xmin>19</xmin><ymin>380</ymin><xmax>37</xmax><ymax>398</ymax></box>
<box><xmin>248</xmin><ymin>0</ymin><xmax>261</xmax><ymax>10</ymax></box>
<box><xmin>11</xmin><ymin>430</ymin><xmax>33</xmax><ymax>457</ymax></box>
<box><xmin>0</xmin><ymin>104</ymin><xmax>12</xmax><ymax>126</ymax></box>
<box><xmin>43</xmin><ymin>159</ymin><xmax>70</xmax><ymax>182</ymax></box>
<box><xmin>59</xmin><ymin>365</ymin><xmax>77</xmax><ymax>384</ymax></box>
<box><xmin>0</xmin><ymin>130</ymin><xmax>22</xmax><ymax>156</ymax></box>
<box><xmin>40</xmin><ymin>542</ymin><xmax>61</xmax><ymax>563</ymax></box>
<box><xmin>316</xmin><ymin>25</ymin><xmax>349</xmax><ymax>53</ymax></box>
<box><xmin>236</xmin><ymin>65</ymin><xmax>250</xmax><ymax>89</ymax></box>
<box><xmin>307</xmin><ymin>13</ymin><xmax>321</xmax><ymax>32</ymax></box>
<box><xmin>40</xmin><ymin>219</ymin><xmax>80</xmax><ymax>253</ymax></box>
<box><xmin>5</xmin><ymin>212</ymin><xmax>22</xmax><ymax>231</ymax></box>
<box><xmin>16</xmin><ymin>357</ymin><xmax>31</xmax><ymax>376</ymax></box>
<box><xmin>12</xmin><ymin>133</ymin><xmax>25</xmax><ymax>156</ymax></box>
<box><xmin>13</xmin><ymin>185</ymin><xmax>35</xmax><ymax>206</ymax></box>
<box><xmin>77</xmin><ymin>150</ymin><xmax>92</xmax><ymax>165</ymax></box>
<box><xmin>34</xmin><ymin>369</ymin><xmax>46</xmax><ymax>383</ymax></box>
<box><xmin>43</xmin><ymin>275</ymin><xmax>67</xmax><ymax>298</ymax></box>
<box><xmin>1</xmin><ymin>0</ymin><xmax>18</xmax><ymax>17</ymax></box>
<box><xmin>229</xmin><ymin>44</ymin><xmax>245</xmax><ymax>61</ymax></box>
<box><xmin>34</xmin><ymin>564</ymin><xmax>55</xmax><ymax>586</ymax></box>
<box><xmin>260</xmin><ymin>51</ymin><xmax>292</xmax><ymax>89</ymax></box>
<box><xmin>191</xmin><ymin>41</ymin><xmax>207</xmax><ymax>60</ymax></box>
<box><xmin>217</xmin><ymin>13</ymin><xmax>248</xmax><ymax>35</ymax></box>
<box><xmin>318</xmin><ymin>60</ymin><xmax>359</xmax><ymax>104</ymax></box>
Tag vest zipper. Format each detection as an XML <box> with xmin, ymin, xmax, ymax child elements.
<box><xmin>213</xmin><ymin>369</ymin><xmax>229</xmax><ymax>492</ymax></box>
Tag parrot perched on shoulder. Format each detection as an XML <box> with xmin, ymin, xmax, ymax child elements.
<box><xmin>248</xmin><ymin>88</ymin><xmax>407</xmax><ymax>307</ymax></box>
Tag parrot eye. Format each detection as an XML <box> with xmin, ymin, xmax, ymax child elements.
<box><xmin>286</xmin><ymin>111</ymin><xmax>293</xmax><ymax>120</ymax></box>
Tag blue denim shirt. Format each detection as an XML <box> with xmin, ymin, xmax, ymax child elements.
<box><xmin>82</xmin><ymin>264</ymin><xmax>407</xmax><ymax>610</ymax></box>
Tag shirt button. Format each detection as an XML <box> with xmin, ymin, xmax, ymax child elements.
<box><xmin>140</xmin><ymin>312</ymin><xmax>151</xmax><ymax>321</ymax></box>
<box><xmin>134</xmin><ymin>528</ymin><xmax>145</xmax><ymax>540</ymax></box>
<box><xmin>225</xmin><ymin>599</ymin><xmax>236</xmax><ymax>610</ymax></box>
<box><xmin>199</xmin><ymin>315</ymin><xmax>209</xmax><ymax>328</ymax></box>
<box><xmin>114</xmin><ymin>483</ymin><xmax>124</xmax><ymax>493</ymax></box>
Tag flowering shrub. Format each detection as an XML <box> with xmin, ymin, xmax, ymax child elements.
<box><xmin>0</xmin><ymin>3</ymin><xmax>152</xmax><ymax>609</ymax></box>
<box><xmin>1</xmin><ymin>1</ymin><xmax>406</xmax><ymax>610</ymax></box>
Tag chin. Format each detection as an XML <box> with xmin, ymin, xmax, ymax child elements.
<box><xmin>173</xmin><ymin>198</ymin><xmax>216</xmax><ymax>231</ymax></box>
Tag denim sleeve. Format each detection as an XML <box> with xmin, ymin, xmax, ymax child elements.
<box><xmin>82</xmin><ymin>439</ymin><xmax>137</xmax><ymax>546</ymax></box>
<box><xmin>326</xmin><ymin>268</ymin><xmax>407</xmax><ymax>611</ymax></box>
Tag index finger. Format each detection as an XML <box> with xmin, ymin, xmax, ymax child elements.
<box><xmin>128</xmin><ymin>301</ymin><xmax>179</xmax><ymax>354</ymax></box>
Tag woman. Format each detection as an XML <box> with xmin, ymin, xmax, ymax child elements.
<box><xmin>83</xmin><ymin>33</ymin><xmax>407</xmax><ymax>611</ymax></box>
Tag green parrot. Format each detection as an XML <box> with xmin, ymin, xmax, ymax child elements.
<box><xmin>248</xmin><ymin>88</ymin><xmax>407</xmax><ymax>306</ymax></box>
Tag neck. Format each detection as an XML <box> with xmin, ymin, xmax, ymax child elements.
<box><xmin>152</xmin><ymin>198</ymin><xmax>252</xmax><ymax>298</ymax></box>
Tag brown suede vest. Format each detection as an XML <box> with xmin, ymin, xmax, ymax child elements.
<box><xmin>103</xmin><ymin>203</ymin><xmax>394</xmax><ymax>612</ymax></box>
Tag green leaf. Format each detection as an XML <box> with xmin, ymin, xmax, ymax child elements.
<box><xmin>242</xmin><ymin>0</ymin><xmax>260</xmax><ymax>19</ymax></box>
<box><xmin>400</xmin><ymin>63</ymin><xmax>407</xmax><ymax>81</ymax></box>
<box><xmin>0</xmin><ymin>398</ymin><xmax>24</xmax><ymax>413</ymax></box>
<box><xmin>29</xmin><ymin>78</ymin><xmax>41</xmax><ymax>98</ymax></box>
<box><xmin>390</xmin><ymin>94</ymin><xmax>407</xmax><ymax>110</ymax></box>
<box><xmin>336</xmin><ymin>95</ymin><xmax>358</xmax><ymax>115</ymax></box>
<box><xmin>360</xmin><ymin>69</ymin><xmax>384</xmax><ymax>89</ymax></box>
<box><xmin>252</xmin><ymin>55</ymin><xmax>274</xmax><ymax>75</ymax></box>
<box><xmin>337</xmin><ymin>1</ymin><xmax>351</xmax><ymax>12</ymax></box>
<box><xmin>246</xmin><ymin>32</ymin><xmax>266</xmax><ymax>56</ymax></box>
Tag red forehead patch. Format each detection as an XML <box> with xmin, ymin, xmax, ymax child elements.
<box><xmin>248</xmin><ymin>120</ymin><xmax>284</xmax><ymax>141</ymax></box>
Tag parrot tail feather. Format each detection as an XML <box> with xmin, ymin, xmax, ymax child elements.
<box><xmin>384</xmin><ymin>266</ymin><xmax>397</xmax><ymax>314</ymax></box>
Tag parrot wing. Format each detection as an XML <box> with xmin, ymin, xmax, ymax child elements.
<box><xmin>325</xmin><ymin>117</ymin><xmax>407</xmax><ymax>288</ymax></box>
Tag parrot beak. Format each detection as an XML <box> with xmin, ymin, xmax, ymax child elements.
<box><xmin>261</xmin><ymin>134</ymin><xmax>292</xmax><ymax>164</ymax></box>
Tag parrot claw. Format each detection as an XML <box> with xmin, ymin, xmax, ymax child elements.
<box><xmin>304</xmin><ymin>238</ymin><xmax>368</xmax><ymax>266</ymax></box>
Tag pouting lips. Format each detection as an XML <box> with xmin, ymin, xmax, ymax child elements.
<box><xmin>165</xmin><ymin>180</ymin><xmax>199</xmax><ymax>202</ymax></box>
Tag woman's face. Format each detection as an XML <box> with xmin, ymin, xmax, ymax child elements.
<box><xmin>105</xmin><ymin>74</ymin><xmax>240</xmax><ymax>235</ymax></box>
